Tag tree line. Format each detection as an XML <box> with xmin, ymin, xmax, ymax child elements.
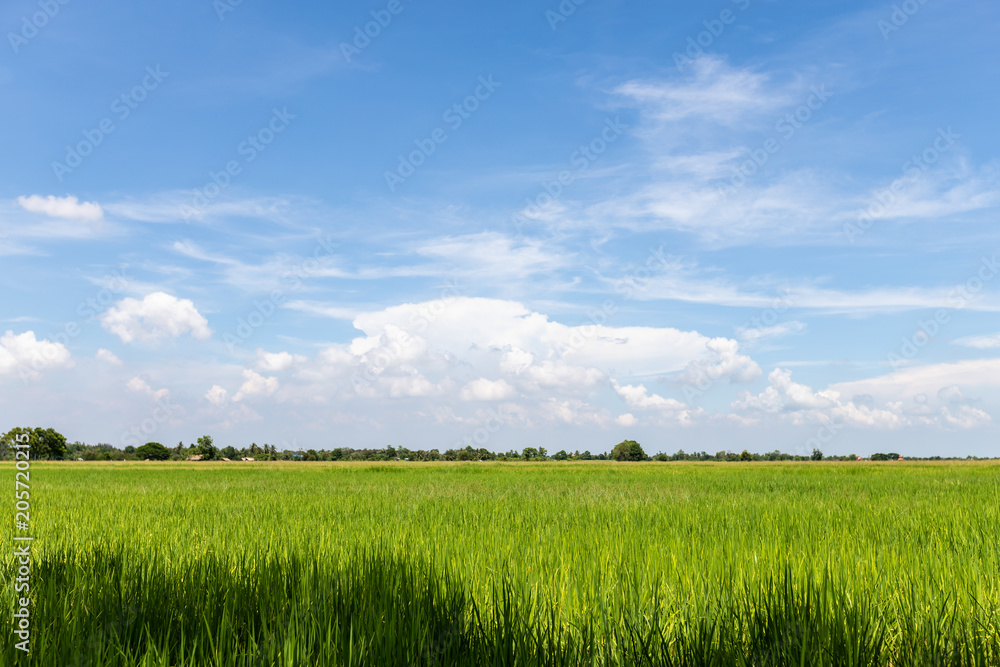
<box><xmin>1</xmin><ymin>428</ymin><xmax>990</xmax><ymax>463</ymax></box>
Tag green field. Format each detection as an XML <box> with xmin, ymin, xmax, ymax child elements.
<box><xmin>3</xmin><ymin>461</ymin><xmax>999</xmax><ymax>666</ymax></box>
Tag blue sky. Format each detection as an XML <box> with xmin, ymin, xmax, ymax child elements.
<box><xmin>2</xmin><ymin>0</ymin><xmax>999</xmax><ymax>455</ymax></box>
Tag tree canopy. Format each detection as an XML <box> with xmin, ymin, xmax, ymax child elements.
<box><xmin>612</xmin><ymin>440</ymin><xmax>647</xmax><ymax>462</ymax></box>
<box><xmin>0</xmin><ymin>427</ymin><xmax>67</xmax><ymax>460</ymax></box>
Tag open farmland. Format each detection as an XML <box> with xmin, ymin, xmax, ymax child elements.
<box><xmin>3</xmin><ymin>461</ymin><xmax>999</xmax><ymax>666</ymax></box>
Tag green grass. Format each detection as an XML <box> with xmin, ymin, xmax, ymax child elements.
<box><xmin>3</xmin><ymin>461</ymin><xmax>999</xmax><ymax>665</ymax></box>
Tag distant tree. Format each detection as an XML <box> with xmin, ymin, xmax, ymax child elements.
<box><xmin>553</xmin><ymin>450</ymin><xmax>569</xmax><ymax>461</ymax></box>
<box><xmin>522</xmin><ymin>447</ymin><xmax>539</xmax><ymax>461</ymax></box>
<box><xmin>196</xmin><ymin>435</ymin><xmax>217</xmax><ymax>460</ymax></box>
<box><xmin>136</xmin><ymin>442</ymin><xmax>170</xmax><ymax>461</ymax></box>
<box><xmin>612</xmin><ymin>440</ymin><xmax>647</xmax><ymax>462</ymax></box>
<box><xmin>811</xmin><ymin>448</ymin><xmax>824</xmax><ymax>461</ymax></box>
<box><xmin>740</xmin><ymin>450</ymin><xmax>753</xmax><ymax>461</ymax></box>
<box><xmin>653</xmin><ymin>453</ymin><xmax>669</xmax><ymax>462</ymax></box>
<box><xmin>1</xmin><ymin>427</ymin><xmax>67</xmax><ymax>460</ymax></box>
<box><xmin>221</xmin><ymin>445</ymin><xmax>238</xmax><ymax>460</ymax></box>
<box><xmin>124</xmin><ymin>445</ymin><xmax>136</xmax><ymax>454</ymax></box>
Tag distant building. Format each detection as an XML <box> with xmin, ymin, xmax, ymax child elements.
<box><xmin>186</xmin><ymin>455</ymin><xmax>204</xmax><ymax>461</ymax></box>
<box><xmin>241</xmin><ymin>457</ymin><xmax>255</xmax><ymax>462</ymax></box>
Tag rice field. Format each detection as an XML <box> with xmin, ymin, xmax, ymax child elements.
<box><xmin>3</xmin><ymin>461</ymin><xmax>999</xmax><ymax>666</ymax></box>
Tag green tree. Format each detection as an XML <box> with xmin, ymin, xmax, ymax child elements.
<box><xmin>1</xmin><ymin>427</ymin><xmax>67</xmax><ymax>460</ymax></box>
<box><xmin>811</xmin><ymin>448</ymin><xmax>824</xmax><ymax>461</ymax></box>
<box><xmin>136</xmin><ymin>442</ymin><xmax>170</xmax><ymax>460</ymax></box>
<box><xmin>612</xmin><ymin>440</ymin><xmax>647</xmax><ymax>462</ymax></box>
<box><xmin>740</xmin><ymin>450</ymin><xmax>753</xmax><ymax>461</ymax></box>
<box><xmin>197</xmin><ymin>435</ymin><xmax>217</xmax><ymax>460</ymax></box>
<box><xmin>553</xmin><ymin>450</ymin><xmax>569</xmax><ymax>461</ymax></box>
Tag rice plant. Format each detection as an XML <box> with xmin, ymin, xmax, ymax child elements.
<box><xmin>2</xmin><ymin>461</ymin><xmax>998</xmax><ymax>665</ymax></box>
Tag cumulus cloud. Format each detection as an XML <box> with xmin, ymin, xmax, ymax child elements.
<box><xmin>612</xmin><ymin>380</ymin><xmax>687</xmax><ymax>411</ymax></box>
<box><xmin>100</xmin><ymin>292</ymin><xmax>211</xmax><ymax>344</ymax></box>
<box><xmin>733</xmin><ymin>368</ymin><xmax>991</xmax><ymax>429</ymax></box>
<box><xmin>233</xmin><ymin>370</ymin><xmax>279</xmax><ymax>402</ymax></box>
<box><xmin>255</xmin><ymin>350</ymin><xmax>307</xmax><ymax>373</ymax></box>
<box><xmin>0</xmin><ymin>330</ymin><xmax>71</xmax><ymax>378</ymax></box>
<box><xmin>460</xmin><ymin>378</ymin><xmax>517</xmax><ymax>401</ymax></box>
<box><xmin>126</xmin><ymin>376</ymin><xmax>169</xmax><ymax>400</ymax></box>
<box><xmin>680</xmin><ymin>337</ymin><xmax>762</xmax><ymax>386</ymax></box>
<box><xmin>17</xmin><ymin>194</ymin><xmax>103</xmax><ymax>221</ymax></box>
<box><xmin>615</xmin><ymin>413</ymin><xmax>638</xmax><ymax>427</ymax></box>
<box><xmin>940</xmin><ymin>405</ymin><xmax>992</xmax><ymax>429</ymax></box>
<box><xmin>610</xmin><ymin>380</ymin><xmax>705</xmax><ymax>426</ymax></box>
<box><xmin>95</xmin><ymin>348</ymin><xmax>122</xmax><ymax>365</ymax></box>
<box><xmin>205</xmin><ymin>385</ymin><xmax>229</xmax><ymax>405</ymax></box>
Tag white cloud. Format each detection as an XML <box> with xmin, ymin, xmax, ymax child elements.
<box><xmin>100</xmin><ymin>292</ymin><xmax>211</xmax><ymax>344</ymax></box>
<box><xmin>126</xmin><ymin>376</ymin><xmax>169</xmax><ymax>400</ymax></box>
<box><xmin>205</xmin><ymin>385</ymin><xmax>229</xmax><ymax>405</ymax></box>
<box><xmin>460</xmin><ymin>378</ymin><xmax>517</xmax><ymax>401</ymax></box>
<box><xmin>17</xmin><ymin>194</ymin><xmax>103</xmax><ymax>221</ymax></box>
<box><xmin>499</xmin><ymin>347</ymin><xmax>534</xmax><ymax>375</ymax></box>
<box><xmin>940</xmin><ymin>405</ymin><xmax>991</xmax><ymax>429</ymax></box>
<box><xmin>615</xmin><ymin>413</ymin><xmax>637</xmax><ymax>427</ymax></box>
<box><xmin>738</xmin><ymin>321</ymin><xmax>807</xmax><ymax>342</ymax></box>
<box><xmin>734</xmin><ymin>367</ymin><xmax>993</xmax><ymax>430</ymax></box>
<box><xmin>0</xmin><ymin>330</ymin><xmax>72</xmax><ymax>378</ymax></box>
<box><xmin>95</xmin><ymin>348</ymin><xmax>123</xmax><ymax>365</ymax></box>
<box><xmin>615</xmin><ymin>57</ymin><xmax>790</xmax><ymax>127</ymax></box>
<box><xmin>612</xmin><ymin>380</ymin><xmax>687</xmax><ymax>411</ymax></box>
<box><xmin>255</xmin><ymin>350</ymin><xmax>307</xmax><ymax>373</ymax></box>
<box><xmin>829</xmin><ymin>360</ymin><xmax>1000</xmax><ymax>404</ymax></box>
<box><xmin>680</xmin><ymin>337</ymin><xmax>761</xmax><ymax>385</ymax></box>
<box><xmin>233</xmin><ymin>369</ymin><xmax>279</xmax><ymax>402</ymax></box>
<box><xmin>953</xmin><ymin>333</ymin><xmax>1000</xmax><ymax>349</ymax></box>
